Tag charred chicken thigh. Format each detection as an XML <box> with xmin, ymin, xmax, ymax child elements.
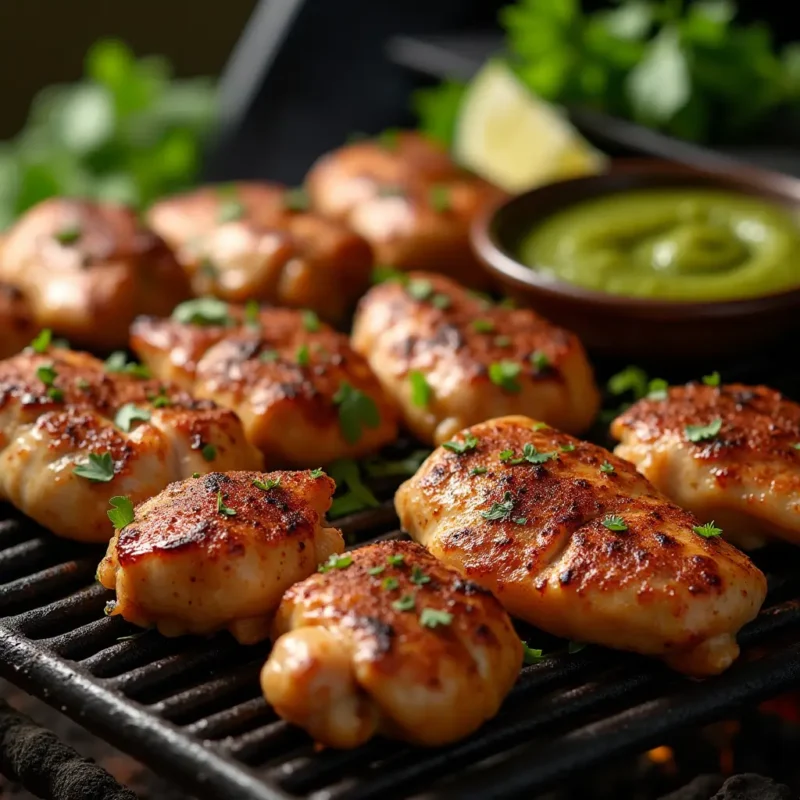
<box><xmin>98</xmin><ymin>470</ymin><xmax>344</xmax><ymax>643</ymax></box>
<box><xmin>0</xmin><ymin>346</ymin><xmax>261</xmax><ymax>541</ymax></box>
<box><xmin>147</xmin><ymin>182</ymin><xmax>373</xmax><ymax>325</ymax></box>
<box><xmin>0</xmin><ymin>198</ymin><xmax>190</xmax><ymax>350</ymax></box>
<box><xmin>352</xmin><ymin>273</ymin><xmax>599</xmax><ymax>445</ymax></box>
<box><xmin>612</xmin><ymin>382</ymin><xmax>800</xmax><ymax>550</ymax></box>
<box><xmin>261</xmin><ymin>540</ymin><xmax>521</xmax><ymax>748</ymax></box>
<box><xmin>396</xmin><ymin>416</ymin><xmax>766</xmax><ymax>676</ymax></box>
<box><xmin>131</xmin><ymin>300</ymin><xmax>398</xmax><ymax>467</ymax></box>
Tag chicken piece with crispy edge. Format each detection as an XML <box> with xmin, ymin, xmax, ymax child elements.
<box><xmin>98</xmin><ymin>470</ymin><xmax>343</xmax><ymax>643</ymax></box>
<box><xmin>261</xmin><ymin>540</ymin><xmax>521</xmax><ymax>748</ymax></box>
<box><xmin>396</xmin><ymin>416</ymin><xmax>767</xmax><ymax>677</ymax></box>
<box><xmin>146</xmin><ymin>182</ymin><xmax>373</xmax><ymax>325</ymax></box>
<box><xmin>131</xmin><ymin>301</ymin><xmax>399</xmax><ymax>467</ymax></box>
<box><xmin>0</xmin><ymin>347</ymin><xmax>262</xmax><ymax>542</ymax></box>
<box><xmin>0</xmin><ymin>283</ymin><xmax>37</xmax><ymax>359</ymax></box>
<box><xmin>612</xmin><ymin>382</ymin><xmax>800</xmax><ymax>551</ymax></box>
<box><xmin>306</xmin><ymin>131</ymin><xmax>505</xmax><ymax>290</ymax></box>
<box><xmin>0</xmin><ymin>198</ymin><xmax>190</xmax><ymax>351</ymax></box>
<box><xmin>351</xmin><ymin>273</ymin><xmax>600</xmax><ymax>445</ymax></box>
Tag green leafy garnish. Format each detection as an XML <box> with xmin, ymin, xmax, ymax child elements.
<box><xmin>412</xmin><ymin>80</ymin><xmax>467</xmax><ymax>146</ymax></box>
<box><xmin>36</xmin><ymin>363</ymin><xmax>57</xmax><ymax>386</ymax></box>
<box><xmin>318</xmin><ymin>553</ymin><xmax>353</xmax><ymax>573</ymax></box>
<box><xmin>607</xmin><ymin>366</ymin><xmax>649</xmax><ymax>400</ymax></box>
<box><xmin>431</xmin><ymin>293</ymin><xmax>451</xmax><ymax>310</ymax></box>
<box><xmin>47</xmin><ymin>387</ymin><xmax>64</xmax><ymax>402</ymax></box>
<box><xmin>702</xmin><ymin>371</ymin><xmax>721</xmax><ymax>387</ymax></box>
<box><xmin>600</xmin><ymin>461</ymin><xmax>615</xmax><ymax>474</ymax></box>
<box><xmin>410</xmin><ymin>565</ymin><xmax>431</xmax><ymax>585</ymax></box>
<box><xmin>284</xmin><ymin>187</ymin><xmax>309</xmax><ymax>211</ymax></box>
<box><xmin>387</xmin><ymin>553</ymin><xmax>405</xmax><ymax>567</ymax></box>
<box><xmin>191</xmin><ymin>472</ymin><xmax>200</xmax><ymax>478</ymax></box>
<box><xmin>685</xmin><ymin>418</ymin><xmax>722</xmax><ymax>443</ymax></box>
<box><xmin>647</xmin><ymin>378</ymin><xmax>669</xmax><ymax>400</ymax></box>
<box><xmin>327</xmin><ymin>459</ymin><xmax>380</xmax><ymax>519</ymax></box>
<box><xmin>368</xmin><ymin>565</ymin><xmax>385</xmax><ymax>576</ymax></box>
<box><xmin>560</xmin><ymin>443</ymin><xmax>576</xmax><ymax>452</ymax></box>
<box><xmin>333</xmin><ymin>382</ymin><xmax>381</xmax><ymax>444</ymax></box>
<box><xmin>602</xmin><ymin>514</ymin><xmax>628</xmax><ymax>532</ymax></box>
<box><xmin>148</xmin><ymin>388</ymin><xmax>171</xmax><ymax>408</ymax></box>
<box><xmin>499</xmin><ymin>449</ymin><xmax>514</xmax><ymax>462</ymax></box>
<box><xmin>260</xmin><ymin>349</ymin><xmax>280</xmax><ymax>363</ymax></box>
<box><xmin>693</xmin><ymin>521</ymin><xmax>723</xmax><ymax>538</ymax></box>
<box><xmin>393</xmin><ymin>595</ymin><xmax>416</xmax><ymax>612</ymax></box>
<box><xmin>522</xmin><ymin>641</ymin><xmax>544</xmax><ymax>665</ymax></box>
<box><xmin>30</xmin><ymin>329</ymin><xmax>52</xmax><ymax>353</ymax></box>
<box><xmin>301</xmin><ymin>309</ymin><xmax>321</xmax><ymax>332</ymax></box>
<box><xmin>107</xmin><ymin>496</ymin><xmax>134</xmax><ymax>529</ymax></box>
<box><xmin>442</xmin><ymin>433</ymin><xmax>479</xmax><ymax>454</ymax></box>
<box><xmin>244</xmin><ymin>299</ymin><xmax>260</xmax><ymax>330</ymax></box>
<box><xmin>217</xmin><ymin>195</ymin><xmax>244</xmax><ymax>223</ymax></box>
<box><xmin>407</xmin><ymin>278</ymin><xmax>434</xmax><ymax>301</ymax></box>
<box><xmin>419</xmin><ymin>608</ymin><xmax>453</xmax><ymax>628</ymax></box>
<box><xmin>429</xmin><ymin>184</ymin><xmax>451</xmax><ymax>213</ymax></box>
<box><xmin>489</xmin><ymin>360</ymin><xmax>522</xmax><ymax>393</ymax></box>
<box><xmin>473</xmin><ymin>319</ymin><xmax>495</xmax><ymax>334</ymax></box>
<box><xmin>201</xmin><ymin>444</ymin><xmax>217</xmax><ymax>462</ymax></box>
<box><xmin>481</xmin><ymin>491</ymin><xmax>516</xmax><ymax>521</ymax></box>
<box><xmin>76</xmin><ymin>378</ymin><xmax>90</xmax><ymax>391</ymax></box>
<box><xmin>530</xmin><ymin>350</ymin><xmax>550</xmax><ymax>372</ymax></box>
<box><xmin>371</xmin><ymin>265</ymin><xmax>408</xmax><ymax>285</ymax></box>
<box><xmin>502</xmin><ymin>443</ymin><xmax>559</xmax><ymax>465</ymax></box>
<box><xmin>310</xmin><ymin>468</ymin><xmax>325</xmax><ymax>479</ymax></box>
<box><xmin>74</xmin><ymin>452</ymin><xmax>115</xmax><ymax>483</ymax></box>
<box><xmin>216</xmin><ymin>490</ymin><xmax>237</xmax><ymax>517</ymax></box>
<box><xmin>114</xmin><ymin>403</ymin><xmax>151</xmax><ymax>432</ymax></box>
<box><xmin>172</xmin><ymin>297</ymin><xmax>231</xmax><ymax>326</ymax></box>
<box><xmin>54</xmin><ymin>223</ymin><xmax>82</xmax><ymax>245</ymax></box>
<box><xmin>494</xmin><ymin>335</ymin><xmax>512</xmax><ymax>348</ymax></box>
<box><xmin>470</xmin><ymin>466</ymin><xmax>488</xmax><ymax>476</ymax></box>
<box><xmin>792</xmin><ymin>443</ymin><xmax>800</xmax><ymax>451</ymax></box>
<box><xmin>409</xmin><ymin>370</ymin><xmax>431</xmax><ymax>408</ymax></box>
<box><xmin>382</xmin><ymin>577</ymin><xmax>400</xmax><ymax>591</ymax></box>
<box><xmin>362</xmin><ymin>450</ymin><xmax>431</xmax><ymax>479</ymax></box>
<box><xmin>295</xmin><ymin>344</ymin><xmax>310</xmax><ymax>366</ymax></box>
<box><xmin>253</xmin><ymin>476</ymin><xmax>281</xmax><ymax>491</ymax></box>
<box><xmin>104</xmin><ymin>351</ymin><xmax>150</xmax><ymax>378</ymax></box>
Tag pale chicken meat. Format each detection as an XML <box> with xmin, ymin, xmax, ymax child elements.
<box><xmin>0</xmin><ymin>283</ymin><xmax>37</xmax><ymax>359</ymax></box>
<box><xmin>147</xmin><ymin>182</ymin><xmax>373</xmax><ymax>325</ymax></box>
<box><xmin>98</xmin><ymin>470</ymin><xmax>344</xmax><ymax>643</ymax></box>
<box><xmin>396</xmin><ymin>416</ymin><xmax>767</xmax><ymax>676</ymax></box>
<box><xmin>131</xmin><ymin>300</ymin><xmax>398</xmax><ymax>467</ymax></box>
<box><xmin>352</xmin><ymin>273</ymin><xmax>600</xmax><ymax>445</ymax></box>
<box><xmin>0</xmin><ymin>198</ymin><xmax>190</xmax><ymax>350</ymax></box>
<box><xmin>306</xmin><ymin>131</ymin><xmax>505</xmax><ymax>289</ymax></box>
<box><xmin>261</xmin><ymin>540</ymin><xmax>521</xmax><ymax>748</ymax></box>
<box><xmin>0</xmin><ymin>347</ymin><xmax>261</xmax><ymax>542</ymax></box>
<box><xmin>612</xmin><ymin>382</ymin><xmax>800</xmax><ymax>550</ymax></box>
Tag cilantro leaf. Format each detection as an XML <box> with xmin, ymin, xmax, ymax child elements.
<box><xmin>253</xmin><ymin>476</ymin><xmax>281</xmax><ymax>491</ymax></box>
<box><xmin>216</xmin><ymin>490</ymin><xmax>237</xmax><ymax>517</ymax></box>
<box><xmin>693</xmin><ymin>520</ymin><xmax>723</xmax><ymax>538</ymax></box>
<box><xmin>419</xmin><ymin>608</ymin><xmax>453</xmax><ymax>628</ymax></box>
<box><xmin>318</xmin><ymin>553</ymin><xmax>353</xmax><ymax>573</ymax></box>
<box><xmin>409</xmin><ymin>370</ymin><xmax>431</xmax><ymax>408</ymax></box>
<box><xmin>114</xmin><ymin>403</ymin><xmax>151</xmax><ymax>432</ymax></box>
<box><xmin>172</xmin><ymin>297</ymin><xmax>232</xmax><ymax>326</ymax></box>
<box><xmin>327</xmin><ymin>458</ymin><xmax>380</xmax><ymax>519</ymax></box>
<box><xmin>601</xmin><ymin>514</ymin><xmax>628</xmax><ymax>532</ymax></box>
<box><xmin>30</xmin><ymin>329</ymin><xmax>52</xmax><ymax>353</ymax></box>
<box><xmin>333</xmin><ymin>382</ymin><xmax>381</xmax><ymax>444</ymax></box>
<box><xmin>74</xmin><ymin>452</ymin><xmax>115</xmax><ymax>482</ymax></box>
<box><xmin>489</xmin><ymin>360</ymin><xmax>522</xmax><ymax>393</ymax></box>
<box><xmin>442</xmin><ymin>433</ymin><xmax>479</xmax><ymax>455</ymax></box>
<box><xmin>522</xmin><ymin>641</ymin><xmax>544</xmax><ymax>665</ymax></box>
<box><xmin>481</xmin><ymin>491</ymin><xmax>516</xmax><ymax>521</ymax></box>
<box><xmin>302</xmin><ymin>309</ymin><xmax>321</xmax><ymax>332</ymax></box>
<box><xmin>685</xmin><ymin>418</ymin><xmax>722</xmax><ymax>443</ymax></box>
<box><xmin>107</xmin><ymin>496</ymin><xmax>134</xmax><ymax>529</ymax></box>
<box><xmin>393</xmin><ymin>595</ymin><xmax>416</xmax><ymax>612</ymax></box>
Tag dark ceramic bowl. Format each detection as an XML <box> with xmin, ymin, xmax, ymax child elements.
<box><xmin>472</xmin><ymin>159</ymin><xmax>800</xmax><ymax>358</ymax></box>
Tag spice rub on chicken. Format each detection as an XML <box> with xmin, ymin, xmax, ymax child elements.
<box><xmin>261</xmin><ymin>540</ymin><xmax>521</xmax><ymax>748</ymax></box>
<box><xmin>351</xmin><ymin>273</ymin><xmax>600</xmax><ymax>445</ymax></box>
<box><xmin>98</xmin><ymin>470</ymin><xmax>343</xmax><ymax>643</ymax></box>
<box><xmin>0</xmin><ymin>346</ymin><xmax>261</xmax><ymax>542</ymax></box>
<box><xmin>612</xmin><ymin>381</ymin><xmax>800</xmax><ymax>550</ymax></box>
<box><xmin>131</xmin><ymin>299</ymin><xmax>398</xmax><ymax>467</ymax></box>
<box><xmin>147</xmin><ymin>182</ymin><xmax>373</xmax><ymax>325</ymax></box>
<box><xmin>395</xmin><ymin>416</ymin><xmax>767</xmax><ymax>677</ymax></box>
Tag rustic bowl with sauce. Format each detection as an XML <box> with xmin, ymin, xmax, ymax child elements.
<box><xmin>472</xmin><ymin>160</ymin><xmax>800</xmax><ymax>358</ymax></box>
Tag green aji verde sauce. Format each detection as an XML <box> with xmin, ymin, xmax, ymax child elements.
<box><xmin>519</xmin><ymin>189</ymin><xmax>800</xmax><ymax>301</ymax></box>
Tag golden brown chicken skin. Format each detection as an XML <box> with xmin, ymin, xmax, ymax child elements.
<box><xmin>396</xmin><ymin>416</ymin><xmax>766</xmax><ymax>676</ymax></box>
<box><xmin>98</xmin><ymin>470</ymin><xmax>344</xmax><ymax>643</ymax></box>
<box><xmin>131</xmin><ymin>301</ymin><xmax>398</xmax><ymax>467</ymax></box>
<box><xmin>0</xmin><ymin>198</ymin><xmax>190</xmax><ymax>351</ymax></box>
<box><xmin>261</xmin><ymin>540</ymin><xmax>521</xmax><ymax>748</ymax></box>
<box><xmin>351</xmin><ymin>273</ymin><xmax>599</xmax><ymax>445</ymax></box>
<box><xmin>0</xmin><ymin>347</ymin><xmax>262</xmax><ymax>542</ymax></box>
<box><xmin>306</xmin><ymin>132</ymin><xmax>505</xmax><ymax>289</ymax></box>
<box><xmin>146</xmin><ymin>182</ymin><xmax>373</xmax><ymax>325</ymax></box>
<box><xmin>612</xmin><ymin>382</ymin><xmax>800</xmax><ymax>550</ymax></box>
<box><xmin>0</xmin><ymin>283</ymin><xmax>37</xmax><ymax>359</ymax></box>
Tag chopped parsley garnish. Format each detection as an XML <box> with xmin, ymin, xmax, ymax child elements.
<box><xmin>431</xmin><ymin>293</ymin><xmax>451</xmax><ymax>310</ymax></box>
<box><xmin>387</xmin><ymin>553</ymin><xmax>405</xmax><ymax>567</ymax></box>
<box><xmin>36</xmin><ymin>363</ymin><xmax>57</xmax><ymax>386</ymax></box>
<box><xmin>410</xmin><ymin>565</ymin><xmax>431</xmax><ymax>585</ymax></box>
<box><xmin>501</xmin><ymin>443</ymin><xmax>558</xmax><ymax>465</ymax></box>
<box><xmin>30</xmin><ymin>329</ymin><xmax>52</xmax><ymax>353</ymax></box>
<box><xmin>488</xmin><ymin>360</ymin><xmax>522</xmax><ymax>393</ymax></box>
<box><xmin>172</xmin><ymin>297</ymin><xmax>232</xmax><ymax>326</ymax></box>
<box><xmin>295</xmin><ymin>344</ymin><xmax>310</xmax><ymax>366</ymax></box>
<box><xmin>407</xmin><ymin>278</ymin><xmax>434</xmax><ymax>301</ymax></box>
<box><xmin>532</xmin><ymin>422</ymin><xmax>549</xmax><ymax>431</ymax></box>
<box><xmin>685</xmin><ymin>418</ymin><xmax>722</xmax><ymax>443</ymax></box>
<box><xmin>284</xmin><ymin>186</ymin><xmax>309</xmax><ymax>211</ymax></box>
<box><xmin>568</xmin><ymin>641</ymin><xmax>587</xmax><ymax>654</ymax></box>
<box><xmin>114</xmin><ymin>403</ymin><xmax>151</xmax><ymax>432</ymax></box>
<box><xmin>429</xmin><ymin>184</ymin><xmax>451</xmax><ymax>213</ymax></box>
<box><xmin>260</xmin><ymin>349</ymin><xmax>280</xmax><ymax>363</ymax></box>
<box><xmin>560</xmin><ymin>443</ymin><xmax>576</xmax><ymax>452</ymax></box>
<box><xmin>600</xmin><ymin>461</ymin><xmax>615</xmax><ymax>474</ymax></box>
<box><xmin>607</xmin><ymin>366</ymin><xmax>649</xmax><ymax>400</ymax></box>
<box><xmin>499</xmin><ymin>449</ymin><xmax>514</xmax><ymax>462</ymax></box>
<box><xmin>442</xmin><ymin>433</ymin><xmax>478</xmax><ymax>454</ymax></box>
<box><xmin>377</xmin><ymin>128</ymin><xmax>400</xmax><ymax>150</ymax></box>
<box><xmin>191</xmin><ymin>472</ymin><xmax>201</xmax><ymax>478</ymax></box>
<box><xmin>530</xmin><ymin>350</ymin><xmax>550</xmax><ymax>372</ymax></box>
<box><xmin>409</xmin><ymin>370</ymin><xmax>431</xmax><ymax>408</ymax></box>
<box><xmin>362</xmin><ymin>450</ymin><xmax>431</xmax><ymax>479</ymax></box>
<box><xmin>646</xmin><ymin>378</ymin><xmax>669</xmax><ymax>400</ymax></box>
<box><xmin>216</xmin><ymin>491</ymin><xmax>237</xmax><ymax>517</ymax></box>
<box><xmin>382</xmin><ymin>577</ymin><xmax>400</xmax><ymax>591</ymax></box>
<box><xmin>253</xmin><ymin>476</ymin><xmax>281</xmax><ymax>491</ymax></box>
<box><xmin>107</xmin><ymin>496</ymin><xmax>134</xmax><ymax>529</ymax></box>
<box><xmin>472</xmin><ymin>319</ymin><xmax>495</xmax><ymax>333</ymax></box>
<box><xmin>368</xmin><ymin>565</ymin><xmax>385</xmax><ymax>576</ymax></box>
<box><xmin>333</xmin><ymin>382</ymin><xmax>381</xmax><ymax>444</ymax></box>
<box><xmin>310</xmin><ymin>468</ymin><xmax>325</xmax><ymax>479</ymax></box>
<box><xmin>302</xmin><ymin>309</ymin><xmax>321</xmax><ymax>332</ymax></box>
<box><xmin>103</xmin><ymin>351</ymin><xmax>150</xmax><ymax>378</ymax></box>
<box><xmin>601</xmin><ymin>514</ymin><xmax>628</xmax><ymax>532</ymax></box>
<box><xmin>217</xmin><ymin>198</ymin><xmax>245</xmax><ymax>223</ymax></box>
<box><xmin>327</xmin><ymin>458</ymin><xmax>380</xmax><ymax>519</ymax></box>
<box><xmin>481</xmin><ymin>491</ymin><xmax>516</xmax><ymax>521</ymax></box>
<box><xmin>470</xmin><ymin>466</ymin><xmax>488</xmax><ymax>476</ymax></box>
<box><xmin>149</xmin><ymin>388</ymin><xmax>171</xmax><ymax>408</ymax></box>
<box><xmin>522</xmin><ymin>641</ymin><xmax>544</xmax><ymax>665</ymax></box>
<box><xmin>244</xmin><ymin>299</ymin><xmax>261</xmax><ymax>330</ymax></box>
<box><xmin>74</xmin><ymin>452</ymin><xmax>115</xmax><ymax>483</ymax></box>
<box><xmin>371</xmin><ymin>265</ymin><xmax>408</xmax><ymax>285</ymax></box>
<box><xmin>693</xmin><ymin>521</ymin><xmax>723</xmax><ymax>538</ymax></box>
<box><xmin>393</xmin><ymin>595</ymin><xmax>416</xmax><ymax>612</ymax></box>
<box><xmin>47</xmin><ymin>387</ymin><xmax>64</xmax><ymax>402</ymax></box>
<box><xmin>201</xmin><ymin>444</ymin><xmax>217</xmax><ymax>462</ymax></box>
<box><xmin>792</xmin><ymin>443</ymin><xmax>800</xmax><ymax>451</ymax></box>
<box><xmin>702</xmin><ymin>371</ymin><xmax>721</xmax><ymax>387</ymax></box>
<box><xmin>419</xmin><ymin>608</ymin><xmax>453</xmax><ymax>628</ymax></box>
<box><xmin>514</xmin><ymin>517</ymin><xmax>528</xmax><ymax>525</ymax></box>
<box><xmin>54</xmin><ymin>223</ymin><xmax>82</xmax><ymax>245</ymax></box>
<box><xmin>318</xmin><ymin>553</ymin><xmax>353</xmax><ymax>572</ymax></box>
<box><xmin>494</xmin><ymin>335</ymin><xmax>512</xmax><ymax>348</ymax></box>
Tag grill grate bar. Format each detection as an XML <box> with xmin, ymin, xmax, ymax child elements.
<box><xmin>222</xmin><ymin>720</ymin><xmax>306</xmax><ymax>764</ymax></box>
<box><xmin>2</xmin><ymin>579</ymin><xmax>107</xmax><ymax>631</ymax></box>
<box><xmin>42</xmin><ymin>614</ymin><xmax>131</xmax><ymax>660</ymax></box>
<box><xmin>185</xmin><ymin>696</ymin><xmax>274</xmax><ymax>740</ymax></box>
<box><xmin>0</xmin><ymin>537</ymin><xmax>66</xmax><ymax>582</ymax></box>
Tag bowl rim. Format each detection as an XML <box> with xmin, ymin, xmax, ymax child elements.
<box><xmin>472</xmin><ymin>158</ymin><xmax>800</xmax><ymax>315</ymax></box>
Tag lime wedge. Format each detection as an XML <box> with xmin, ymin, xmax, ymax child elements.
<box><xmin>454</xmin><ymin>60</ymin><xmax>607</xmax><ymax>192</ymax></box>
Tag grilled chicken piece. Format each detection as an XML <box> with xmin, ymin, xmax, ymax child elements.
<box><xmin>0</xmin><ymin>198</ymin><xmax>190</xmax><ymax>351</ymax></box>
<box><xmin>396</xmin><ymin>416</ymin><xmax>766</xmax><ymax>676</ymax></box>
<box><xmin>352</xmin><ymin>273</ymin><xmax>599</xmax><ymax>445</ymax></box>
<box><xmin>147</xmin><ymin>182</ymin><xmax>373</xmax><ymax>325</ymax></box>
<box><xmin>612</xmin><ymin>382</ymin><xmax>800</xmax><ymax>550</ymax></box>
<box><xmin>306</xmin><ymin>131</ymin><xmax>505</xmax><ymax>289</ymax></box>
<box><xmin>98</xmin><ymin>470</ymin><xmax>343</xmax><ymax>643</ymax></box>
<box><xmin>0</xmin><ymin>347</ymin><xmax>261</xmax><ymax>542</ymax></box>
<box><xmin>261</xmin><ymin>540</ymin><xmax>521</xmax><ymax>748</ymax></box>
<box><xmin>0</xmin><ymin>284</ymin><xmax>37</xmax><ymax>359</ymax></box>
<box><xmin>131</xmin><ymin>301</ymin><xmax>398</xmax><ymax>467</ymax></box>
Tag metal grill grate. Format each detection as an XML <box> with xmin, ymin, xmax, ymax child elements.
<box><xmin>3</xmin><ymin>354</ymin><xmax>800</xmax><ymax>799</ymax></box>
